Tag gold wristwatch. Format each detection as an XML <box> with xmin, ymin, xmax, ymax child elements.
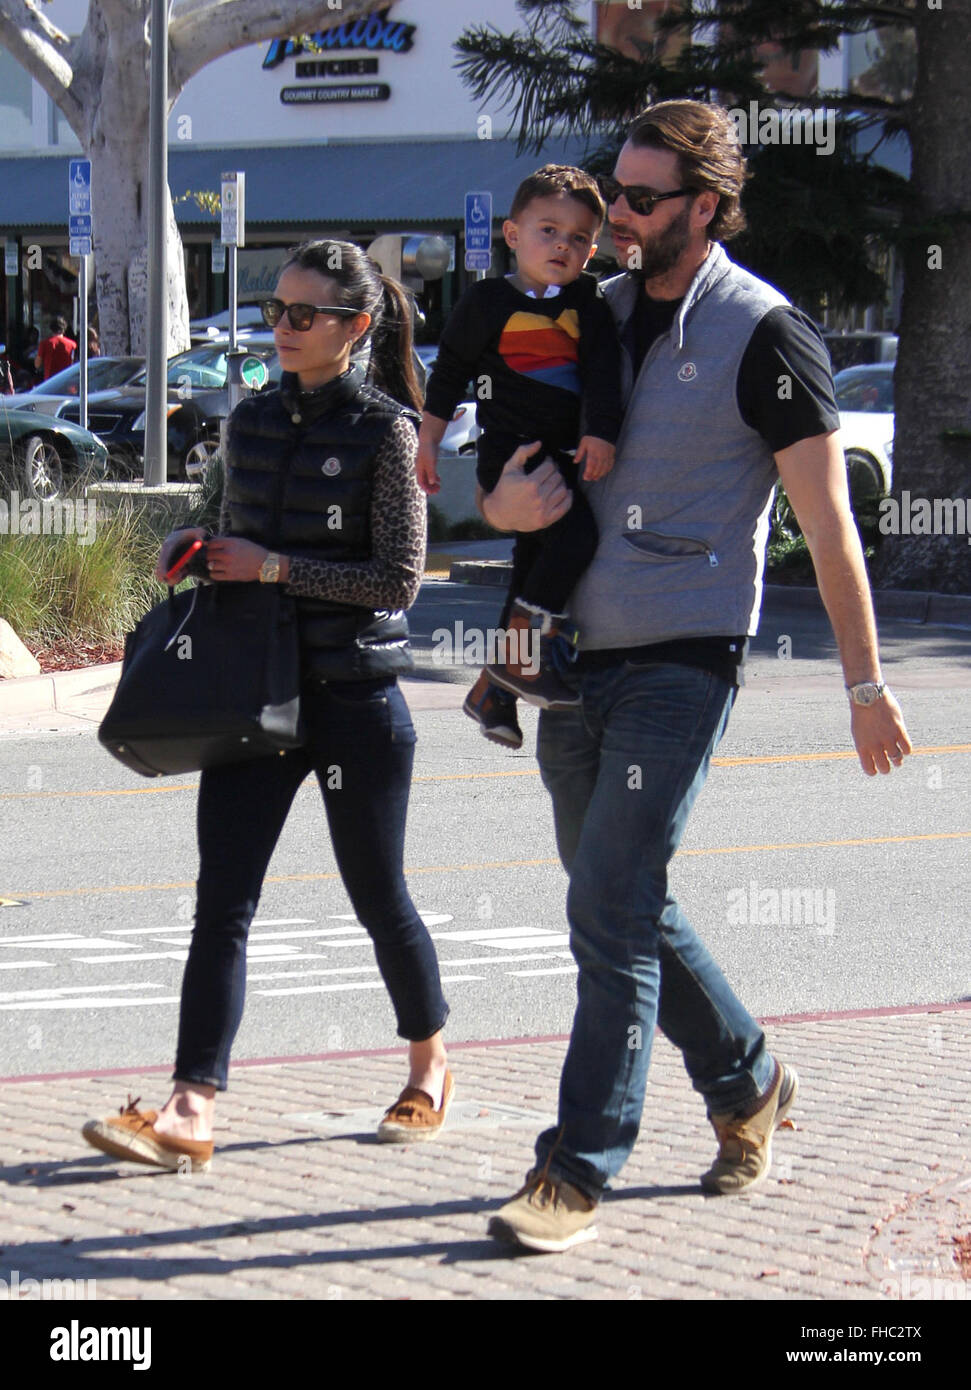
<box><xmin>258</xmin><ymin>551</ymin><xmax>281</xmax><ymax>584</ymax></box>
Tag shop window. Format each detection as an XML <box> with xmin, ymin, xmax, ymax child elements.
<box><xmin>0</xmin><ymin>50</ymin><xmax>33</xmax><ymax>148</ymax></box>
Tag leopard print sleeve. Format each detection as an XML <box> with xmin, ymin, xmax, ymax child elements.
<box><xmin>284</xmin><ymin>415</ymin><xmax>426</xmax><ymax>610</ymax></box>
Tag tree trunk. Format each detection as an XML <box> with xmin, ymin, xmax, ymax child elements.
<box><xmin>873</xmin><ymin>0</ymin><xmax>971</xmax><ymax>594</ymax></box>
<box><xmin>84</xmin><ymin>6</ymin><xmax>190</xmax><ymax>356</ymax></box>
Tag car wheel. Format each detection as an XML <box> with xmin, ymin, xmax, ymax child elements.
<box><xmin>844</xmin><ymin>449</ymin><xmax>886</xmax><ymax>511</ymax></box>
<box><xmin>182</xmin><ymin>437</ymin><xmax>220</xmax><ymax>483</ymax></box>
<box><xmin>20</xmin><ymin>434</ymin><xmax>66</xmax><ymax>500</ymax></box>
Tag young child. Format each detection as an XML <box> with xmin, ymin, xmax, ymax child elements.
<box><xmin>418</xmin><ymin>164</ymin><xmax>623</xmax><ymax>749</ymax></box>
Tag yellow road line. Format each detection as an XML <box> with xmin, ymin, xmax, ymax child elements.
<box><xmin>7</xmin><ymin>831</ymin><xmax>969</xmax><ymax>902</ymax></box>
<box><xmin>2</xmin><ymin>743</ymin><xmax>969</xmax><ymax>802</ymax></box>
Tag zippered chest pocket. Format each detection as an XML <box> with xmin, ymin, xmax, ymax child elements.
<box><xmin>623</xmin><ymin>529</ymin><xmax>719</xmax><ymax>567</ymax></box>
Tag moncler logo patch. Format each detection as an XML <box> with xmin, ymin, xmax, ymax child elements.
<box><xmin>322</xmin><ymin>457</ymin><xmax>342</xmax><ymax>476</ymax></box>
<box><xmin>678</xmin><ymin>362</ymin><xmax>698</xmax><ymax>382</ymax></box>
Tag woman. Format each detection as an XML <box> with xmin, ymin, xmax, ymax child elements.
<box><xmin>82</xmin><ymin>242</ymin><xmax>452</xmax><ymax>1171</ymax></box>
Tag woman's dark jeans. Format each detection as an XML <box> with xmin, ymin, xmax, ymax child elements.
<box><xmin>173</xmin><ymin>677</ymin><xmax>448</xmax><ymax>1090</ymax></box>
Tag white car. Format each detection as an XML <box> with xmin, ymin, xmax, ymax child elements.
<box><xmin>189</xmin><ymin>304</ymin><xmax>269</xmax><ymax>343</ymax></box>
<box><xmin>834</xmin><ymin>362</ymin><xmax>894</xmax><ymax>503</ymax></box>
<box><xmin>416</xmin><ymin>346</ymin><xmax>480</xmax><ymax>456</ymax></box>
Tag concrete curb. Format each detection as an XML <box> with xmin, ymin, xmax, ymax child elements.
<box><xmin>448</xmin><ymin>561</ymin><xmax>971</xmax><ymax>629</ymax></box>
<box><xmin>2</xmin><ymin>578</ymin><xmax>969</xmax><ymax>718</ymax></box>
<box><xmin>0</xmin><ymin>661</ymin><xmax>121</xmax><ymax>715</ymax></box>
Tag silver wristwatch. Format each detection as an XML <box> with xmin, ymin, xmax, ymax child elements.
<box><xmin>846</xmin><ymin>681</ymin><xmax>887</xmax><ymax>707</ymax></box>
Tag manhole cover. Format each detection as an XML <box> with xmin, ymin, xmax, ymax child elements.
<box><xmin>284</xmin><ymin>1099</ymin><xmax>553</xmax><ymax>1135</ymax></box>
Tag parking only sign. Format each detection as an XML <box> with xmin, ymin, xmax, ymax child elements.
<box><xmin>464</xmin><ymin>191</ymin><xmax>492</xmax><ymax>272</ymax></box>
<box><xmin>69</xmin><ymin>159</ymin><xmax>91</xmax><ymax>214</ymax></box>
<box><xmin>69</xmin><ymin>159</ymin><xmax>93</xmax><ymax>255</ymax></box>
<box><xmin>221</xmin><ymin>171</ymin><xmax>246</xmax><ymax>247</ymax></box>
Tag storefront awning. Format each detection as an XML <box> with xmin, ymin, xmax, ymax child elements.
<box><xmin>0</xmin><ymin>136</ymin><xmax>593</xmax><ymax>231</ymax></box>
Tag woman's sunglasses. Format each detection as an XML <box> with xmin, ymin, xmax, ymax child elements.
<box><xmin>260</xmin><ymin>298</ymin><xmax>361</xmax><ymax>332</ymax></box>
<box><xmin>596</xmin><ymin>175</ymin><xmax>695</xmax><ymax>217</ymax></box>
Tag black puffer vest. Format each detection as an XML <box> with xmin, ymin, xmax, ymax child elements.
<box><xmin>223</xmin><ymin>364</ymin><xmax>420</xmax><ymax>682</ymax></box>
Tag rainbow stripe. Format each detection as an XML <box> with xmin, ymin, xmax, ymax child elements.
<box><xmin>498</xmin><ymin>308</ymin><xmax>582</xmax><ymax>395</ymax></box>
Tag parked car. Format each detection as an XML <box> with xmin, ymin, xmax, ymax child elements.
<box><xmin>0</xmin><ymin>402</ymin><xmax>110</xmax><ymax>500</ymax></box>
<box><xmin>834</xmin><ymin>362</ymin><xmax>895</xmax><ymax>503</ymax></box>
<box><xmin>9</xmin><ymin>356</ymin><xmax>145</xmax><ymax>417</ymax></box>
<box><xmin>823</xmin><ymin>331</ymin><xmax>897</xmax><ymax>372</ymax></box>
<box><xmin>189</xmin><ymin>305</ymin><xmax>269</xmax><ymax>344</ymax></box>
<box><xmin>58</xmin><ymin>342</ymin><xmax>280</xmax><ymax>481</ymax></box>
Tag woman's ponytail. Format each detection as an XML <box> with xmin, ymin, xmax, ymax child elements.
<box><xmin>281</xmin><ymin>241</ymin><xmax>424</xmax><ymax>412</ymax></box>
<box><xmin>368</xmin><ymin>275</ymin><xmax>423</xmax><ymax>414</ymax></box>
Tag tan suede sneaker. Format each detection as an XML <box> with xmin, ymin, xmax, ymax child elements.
<box><xmin>700</xmin><ymin>1061</ymin><xmax>798</xmax><ymax>1195</ymax></box>
<box><xmin>82</xmin><ymin>1095</ymin><xmax>213</xmax><ymax>1173</ymax></box>
<box><xmin>488</xmin><ymin>1169</ymin><xmax>599</xmax><ymax>1253</ymax></box>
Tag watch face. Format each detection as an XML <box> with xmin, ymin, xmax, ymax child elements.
<box><xmin>851</xmin><ymin>683</ymin><xmax>882</xmax><ymax>706</ymax></box>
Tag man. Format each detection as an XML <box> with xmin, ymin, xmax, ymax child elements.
<box><xmin>480</xmin><ymin>100</ymin><xmax>912</xmax><ymax>1254</ymax></box>
<box><xmin>34</xmin><ymin>316</ymin><xmax>77</xmax><ymax>380</ymax></box>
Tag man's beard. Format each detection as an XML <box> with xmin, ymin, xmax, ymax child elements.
<box><xmin>618</xmin><ymin>203</ymin><xmax>693</xmax><ymax>283</ymax></box>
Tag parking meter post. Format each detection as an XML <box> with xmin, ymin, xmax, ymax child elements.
<box><xmin>228</xmin><ymin>244</ymin><xmax>238</xmax><ymax>353</ymax></box>
<box><xmin>78</xmin><ymin>254</ymin><xmax>88</xmax><ymax>432</ymax></box>
<box><xmin>226</xmin><ymin>349</ymin><xmax>244</xmax><ymax>416</ymax></box>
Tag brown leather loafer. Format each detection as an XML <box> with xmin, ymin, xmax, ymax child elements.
<box><xmin>376</xmin><ymin>1070</ymin><xmax>455</xmax><ymax>1143</ymax></box>
<box><xmin>82</xmin><ymin>1095</ymin><xmax>213</xmax><ymax>1172</ymax></box>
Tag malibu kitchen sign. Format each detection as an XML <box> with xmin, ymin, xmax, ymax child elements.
<box><xmin>264</xmin><ymin>6</ymin><xmax>416</xmax><ymax>106</ymax></box>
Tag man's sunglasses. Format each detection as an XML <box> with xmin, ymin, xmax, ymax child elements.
<box><xmin>596</xmin><ymin>175</ymin><xmax>695</xmax><ymax>217</ymax></box>
<box><xmin>260</xmin><ymin>298</ymin><xmax>362</xmax><ymax>332</ymax></box>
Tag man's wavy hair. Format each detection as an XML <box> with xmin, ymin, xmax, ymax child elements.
<box><xmin>627</xmin><ymin>101</ymin><xmax>749</xmax><ymax>243</ymax></box>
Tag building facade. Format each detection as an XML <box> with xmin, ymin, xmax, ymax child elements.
<box><xmin>0</xmin><ymin>0</ymin><xmax>908</xmax><ymax>364</ymax></box>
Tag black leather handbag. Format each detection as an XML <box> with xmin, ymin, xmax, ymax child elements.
<box><xmin>99</xmin><ymin>582</ymin><xmax>304</xmax><ymax>777</ymax></box>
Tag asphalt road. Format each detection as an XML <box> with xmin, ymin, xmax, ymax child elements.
<box><xmin>1</xmin><ymin>583</ymin><xmax>969</xmax><ymax>1081</ymax></box>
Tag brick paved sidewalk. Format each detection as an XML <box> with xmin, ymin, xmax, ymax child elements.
<box><xmin>1</xmin><ymin>1008</ymin><xmax>969</xmax><ymax>1303</ymax></box>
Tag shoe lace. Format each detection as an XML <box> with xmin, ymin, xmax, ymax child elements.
<box><xmin>521</xmin><ymin>1127</ymin><xmax>565</xmax><ymax>1207</ymax></box>
<box><xmin>712</xmin><ymin>1117</ymin><xmax>764</xmax><ymax>1163</ymax></box>
<box><xmin>120</xmin><ymin>1094</ymin><xmax>153</xmax><ymax>1130</ymax></box>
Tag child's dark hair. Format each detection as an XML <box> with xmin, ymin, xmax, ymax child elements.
<box><xmin>281</xmin><ymin>239</ymin><xmax>422</xmax><ymax>412</ymax></box>
<box><xmin>509</xmin><ymin>164</ymin><xmax>605</xmax><ymax>225</ymax></box>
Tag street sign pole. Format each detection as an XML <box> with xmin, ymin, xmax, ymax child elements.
<box><xmin>143</xmin><ymin>0</ymin><xmax>169</xmax><ymax>487</ymax></box>
<box><xmin>78</xmin><ymin>255</ymin><xmax>88</xmax><ymax>431</ymax></box>
<box><xmin>221</xmin><ymin>173</ymin><xmax>247</xmax><ymax>414</ymax></box>
<box><xmin>68</xmin><ymin>161</ymin><xmax>92</xmax><ymax>431</ymax></box>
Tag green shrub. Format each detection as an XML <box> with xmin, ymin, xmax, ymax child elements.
<box><xmin>0</xmin><ymin>466</ymin><xmax>172</xmax><ymax>652</ymax></box>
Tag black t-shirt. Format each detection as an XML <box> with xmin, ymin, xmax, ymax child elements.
<box><xmin>592</xmin><ymin>286</ymin><xmax>839</xmax><ymax>684</ymax></box>
<box><xmin>626</xmin><ymin>294</ymin><xmax>839</xmax><ymax>448</ymax></box>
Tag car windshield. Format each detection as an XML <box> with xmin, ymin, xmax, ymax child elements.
<box><xmin>835</xmin><ymin>369</ymin><xmax>894</xmax><ymax>413</ymax></box>
<box><xmin>31</xmin><ymin>359</ymin><xmax>140</xmax><ymax>395</ymax></box>
<box><xmin>131</xmin><ymin>348</ymin><xmax>230</xmax><ymax>390</ymax></box>
<box><xmin>130</xmin><ymin>346</ymin><xmax>275</xmax><ymax>391</ymax></box>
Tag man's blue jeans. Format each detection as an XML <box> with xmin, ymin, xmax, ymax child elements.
<box><xmin>534</xmin><ymin>661</ymin><xmax>774</xmax><ymax>1199</ymax></box>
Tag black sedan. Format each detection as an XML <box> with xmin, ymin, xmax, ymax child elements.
<box><xmin>58</xmin><ymin>343</ymin><xmax>280</xmax><ymax>481</ymax></box>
